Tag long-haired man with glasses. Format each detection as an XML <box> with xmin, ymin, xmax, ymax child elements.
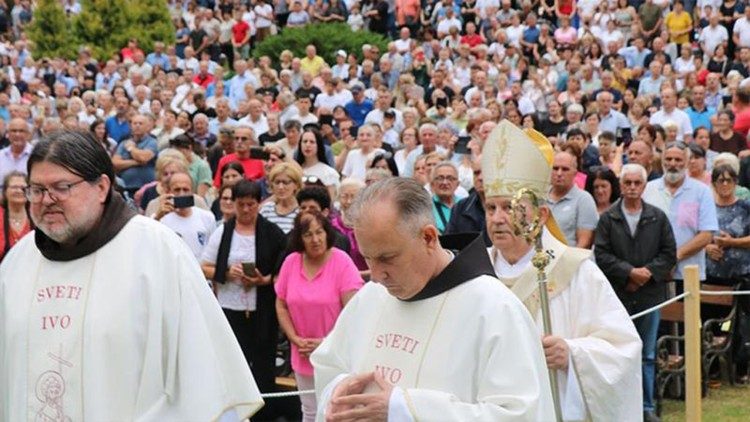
<box><xmin>0</xmin><ymin>130</ymin><xmax>265</xmax><ymax>420</ymax></box>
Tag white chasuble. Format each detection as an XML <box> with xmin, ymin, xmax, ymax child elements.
<box><xmin>312</xmin><ymin>237</ymin><xmax>556</xmax><ymax>421</ymax></box>
<box><xmin>360</xmin><ymin>295</ymin><xmax>445</xmax><ymax>391</ymax></box>
<box><xmin>1</xmin><ymin>216</ymin><xmax>264</xmax><ymax>421</ymax></box>
<box><xmin>27</xmin><ymin>253</ymin><xmax>96</xmax><ymax>421</ymax></box>
<box><xmin>491</xmin><ymin>229</ymin><xmax>643</xmax><ymax>422</ymax></box>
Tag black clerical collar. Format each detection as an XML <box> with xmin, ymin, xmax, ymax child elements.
<box><xmin>402</xmin><ymin>235</ymin><xmax>496</xmax><ymax>302</ymax></box>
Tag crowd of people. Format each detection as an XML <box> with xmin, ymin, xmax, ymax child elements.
<box><xmin>1</xmin><ymin>0</ymin><xmax>750</xmax><ymax>420</ymax></box>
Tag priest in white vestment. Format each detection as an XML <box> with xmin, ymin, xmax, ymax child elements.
<box><xmin>482</xmin><ymin>120</ymin><xmax>643</xmax><ymax>421</ymax></box>
<box><xmin>311</xmin><ymin>177</ymin><xmax>556</xmax><ymax>421</ymax></box>
<box><xmin>0</xmin><ymin>131</ymin><xmax>263</xmax><ymax>421</ymax></box>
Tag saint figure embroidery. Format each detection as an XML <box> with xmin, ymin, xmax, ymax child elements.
<box><xmin>35</xmin><ymin>344</ymin><xmax>72</xmax><ymax>422</ymax></box>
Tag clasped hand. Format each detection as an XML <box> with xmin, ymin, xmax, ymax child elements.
<box><xmin>294</xmin><ymin>337</ymin><xmax>322</xmax><ymax>357</ymax></box>
<box><xmin>325</xmin><ymin>371</ymin><xmax>393</xmax><ymax>422</ymax></box>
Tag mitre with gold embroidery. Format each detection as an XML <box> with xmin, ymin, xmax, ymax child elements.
<box><xmin>481</xmin><ymin>119</ymin><xmax>554</xmax><ymax>200</ymax></box>
<box><xmin>481</xmin><ymin>119</ymin><xmax>567</xmax><ymax>244</ymax></box>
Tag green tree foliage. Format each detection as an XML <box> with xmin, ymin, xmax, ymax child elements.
<box><xmin>72</xmin><ymin>0</ymin><xmax>133</xmax><ymax>61</ymax></box>
<box><xmin>72</xmin><ymin>0</ymin><xmax>174</xmax><ymax>61</ymax></box>
<box><xmin>27</xmin><ymin>0</ymin><xmax>77</xmax><ymax>60</ymax></box>
<box><xmin>127</xmin><ymin>0</ymin><xmax>175</xmax><ymax>52</ymax></box>
<box><xmin>253</xmin><ymin>23</ymin><xmax>389</xmax><ymax>68</ymax></box>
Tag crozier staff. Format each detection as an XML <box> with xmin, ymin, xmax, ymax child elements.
<box><xmin>484</xmin><ymin>120</ymin><xmax>643</xmax><ymax>421</ymax></box>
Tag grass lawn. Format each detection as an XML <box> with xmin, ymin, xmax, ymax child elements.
<box><xmin>662</xmin><ymin>384</ymin><xmax>750</xmax><ymax>421</ymax></box>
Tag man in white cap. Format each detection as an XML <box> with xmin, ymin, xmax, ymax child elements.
<box><xmin>483</xmin><ymin>120</ymin><xmax>643</xmax><ymax>421</ymax></box>
<box><xmin>331</xmin><ymin>50</ymin><xmax>349</xmax><ymax>80</ymax></box>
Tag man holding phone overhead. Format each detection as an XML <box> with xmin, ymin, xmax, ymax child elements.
<box><xmin>155</xmin><ymin>171</ymin><xmax>216</xmax><ymax>261</ymax></box>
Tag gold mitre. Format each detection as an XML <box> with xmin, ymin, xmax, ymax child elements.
<box><xmin>482</xmin><ymin>120</ymin><xmax>554</xmax><ymax>200</ymax></box>
<box><xmin>482</xmin><ymin>120</ymin><xmax>568</xmax><ymax>244</ymax></box>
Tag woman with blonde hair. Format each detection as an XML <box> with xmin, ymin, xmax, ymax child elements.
<box><xmin>627</xmin><ymin>96</ymin><xmax>650</xmax><ymax>133</ymax></box>
<box><xmin>136</xmin><ymin>153</ymin><xmax>187</xmax><ymax>212</ymax></box>
<box><xmin>260</xmin><ymin>161</ymin><xmax>304</xmax><ymax>234</ymax></box>
<box><xmin>394</xmin><ymin>73</ymin><xmax>424</xmax><ymax>109</ymax></box>
<box><xmin>279</xmin><ymin>50</ymin><xmax>294</xmax><ymax>70</ymax></box>
<box><xmin>142</xmin><ymin>154</ymin><xmax>212</xmax><ymax>217</ymax></box>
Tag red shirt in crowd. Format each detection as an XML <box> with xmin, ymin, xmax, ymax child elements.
<box><xmin>120</xmin><ymin>47</ymin><xmax>144</xmax><ymax>62</ymax></box>
<box><xmin>213</xmin><ymin>153</ymin><xmax>265</xmax><ymax>187</ymax></box>
<box><xmin>0</xmin><ymin>208</ymin><xmax>31</xmax><ymax>261</ymax></box>
<box><xmin>193</xmin><ymin>72</ymin><xmax>216</xmax><ymax>89</ymax></box>
<box><xmin>733</xmin><ymin>105</ymin><xmax>750</xmax><ymax>137</ymax></box>
<box><xmin>460</xmin><ymin>34</ymin><xmax>484</xmax><ymax>48</ymax></box>
<box><xmin>232</xmin><ymin>20</ymin><xmax>250</xmax><ymax>45</ymax></box>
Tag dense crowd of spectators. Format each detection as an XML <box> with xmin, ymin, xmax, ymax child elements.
<box><xmin>2</xmin><ymin>0</ymin><xmax>750</xmax><ymax>419</ymax></box>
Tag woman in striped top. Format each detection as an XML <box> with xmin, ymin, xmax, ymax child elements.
<box><xmin>259</xmin><ymin>162</ymin><xmax>303</xmax><ymax>234</ymax></box>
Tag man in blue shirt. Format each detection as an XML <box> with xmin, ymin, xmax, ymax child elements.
<box><xmin>520</xmin><ymin>13</ymin><xmax>541</xmax><ymax>60</ymax></box>
<box><xmin>643</xmin><ymin>142</ymin><xmax>718</xmax><ymax>287</ymax></box>
<box><xmin>344</xmin><ymin>84</ymin><xmax>373</xmax><ymax>128</ymax></box>
<box><xmin>105</xmin><ymin>96</ymin><xmax>131</xmax><ymax>143</ymax></box>
<box><xmin>112</xmin><ymin>114</ymin><xmax>159</xmax><ymax>192</ymax></box>
<box><xmin>146</xmin><ymin>41</ymin><xmax>170</xmax><ymax>71</ymax></box>
<box><xmin>686</xmin><ymin>85</ymin><xmax>715</xmax><ymax>131</ymax></box>
<box><xmin>618</xmin><ymin>37</ymin><xmax>651</xmax><ymax>70</ymax></box>
<box><xmin>597</xmin><ymin>91</ymin><xmax>631</xmax><ymax>135</ymax></box>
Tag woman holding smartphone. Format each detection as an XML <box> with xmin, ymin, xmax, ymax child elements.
<box><xmin>201</xmin><ymin>180</ymin><xmax>287</xmax><ymax>409</ymax></box>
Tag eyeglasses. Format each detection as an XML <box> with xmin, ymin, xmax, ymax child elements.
<box><xmin>714</xmin><ymin>177</ymin><xmax>736</xmax><ymax>185</ymax></box>
<box><xmin>622</xmin><ymin>180</ymin><xmax>643</xmax><ymax>187</ymax></box>
<box><xmin>234</xmin><ymin>136</ymin><xmax>252</xmax><ymax>143</ymax></box>
<box><xmin>272</xmin><ymin>179</ymin><xmax>294</xmax><ymax>187</ymax></box>
<box><xmin>25</xmin><ymin>179</ymin><xmax>88</xmax><ymax>203</ymax></box>
<box><xmin>433</xmin><ymin>175</ymin><xmax>458</xmax><ymax>183</ymax></box>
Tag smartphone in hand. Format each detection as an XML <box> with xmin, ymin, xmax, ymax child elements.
<box><xmin>241</xmin><ymin>262</ymin><xmax>256</xmax><ymax>277</ymax></box>
<box><xmin>173</xmin><ymin>195</ymin><xmax>195</xmax><ymax>208</ymax></box>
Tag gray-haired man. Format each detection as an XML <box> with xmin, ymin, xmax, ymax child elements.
<box><xmin>312</xmin><ymin>177</ymin><xmax>555</xmax><ymax>421</ymax></box>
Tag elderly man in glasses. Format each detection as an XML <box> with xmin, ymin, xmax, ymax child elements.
<box><xmin>1</xmin><ymin>130</ymin><xmax>264</xmax><ymax>421</ymax></box>
<box><xmin>430</xmin><ymin>161</ymin><xmax>460</xmax><ymax>234</ymax></box>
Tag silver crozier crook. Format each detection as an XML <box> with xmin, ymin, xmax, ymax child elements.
<box><xmin>510</xmin><ymin>188</ymin><xmax>562</xmax><ymax>422</ymax></box>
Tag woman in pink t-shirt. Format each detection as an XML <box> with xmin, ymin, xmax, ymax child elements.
<box><xmin>275</xmin><ymin>212</ymin><xmax>364</xmax><ymax>422</ymax></box>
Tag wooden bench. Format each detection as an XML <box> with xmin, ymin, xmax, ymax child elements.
<box><xmin>655</xmin><ymin>283</ymin><xmax>739</xmax><ymax>413</ymax></box>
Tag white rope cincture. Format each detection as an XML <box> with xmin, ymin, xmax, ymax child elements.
<box><xmin>261</xmin><ymin>291</ymin><xmax>750</xmax><ymax>397</ymax></box>
<box><xmin>699</xmin><ymin>290</ymin><xmax>750</xmax><ymax>296</ymax></box>
<box><xmin>630</xmin><ymin>292</ymin><xmax>690</xmax><ymax>320</ymax></box>
<box><xmin>261</xmin><ymin>389</ymin><xmax>316</xmax><ymax>399</ymax></box>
